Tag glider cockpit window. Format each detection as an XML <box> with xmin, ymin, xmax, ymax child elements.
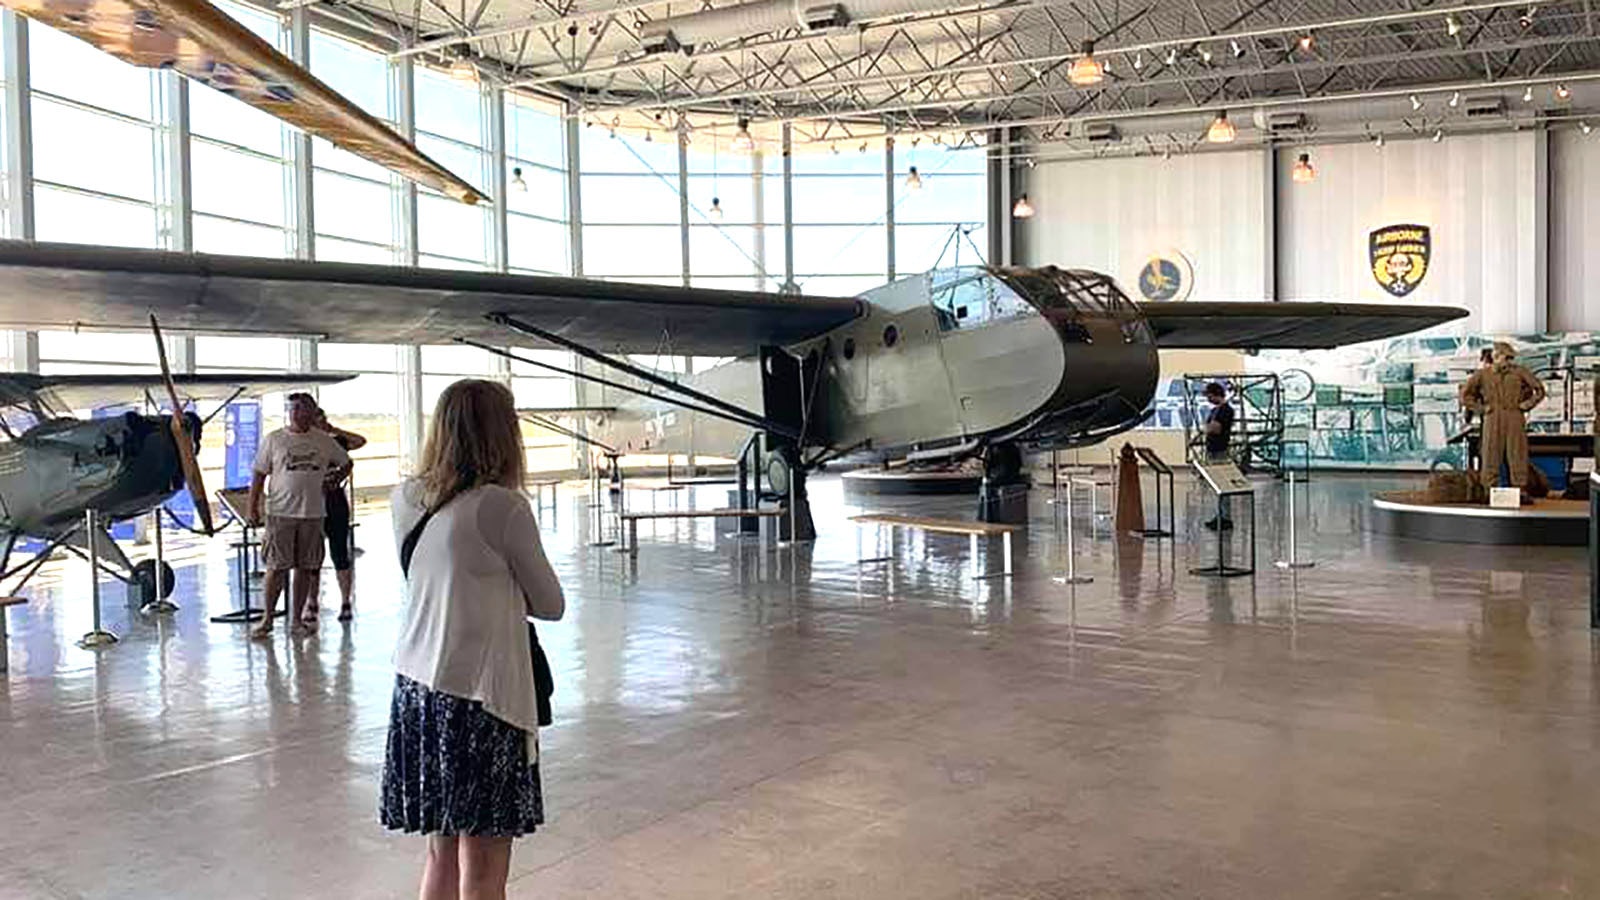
<box><xmin>930</xmin><ymin>269</ymin><xmax>1036</xmax><ymax>332</ymax></box>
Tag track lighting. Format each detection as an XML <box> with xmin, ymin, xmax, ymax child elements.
<box><xmin>709</xmin><ymin>197</ymin><xmax>724</xmax><ymax>221</ymax></box>
<box><xmin>1133</xmin><ymin>52</ymin><xmax>1143</xmax><ymax>71</ymax></box>
<box><xmin>1556</xmin><ymin>83</ymin><xmax>1572</xmax><ymax>102</ymax></box>
<box><xmin>1291</xmin><ymin>152</ymin><xmax>1315</xmax><ymax>184</ymax></box>
<box><xmin>732</xmin><ymin>117</ymin><xmax>754</xmax><ymax>152</ymax></box>
<box><xmin>1011</xmin><ymin>194</ymin><xmax>1035</xmax><ymax>219</ymax></box>
<box><xmin>1582</xmin><ymin>121</ymin><xmax>1594</xmax><ymax>135</ymax></box>
<box><xmin>1410</xmin><ymin>93</ymin><xmax>1423</xmax><ymax>111</ymax></box>
<box><xmin>1432</xmin><ymin>128</ymin><xmax>1444</xmax><ymax>142</ymax></box>
<box><xmin>511</xmin><ymin>166</ymin><xmax>527</xmax><ymax>192</ymax></box>
<box><xmin>1519</xmin><ymin>5</ymin><xmax>1536</xmax><ymax>29</ymax></box>
<box><xmin>1025</xmin><ymin>157</ymin><xmax>1037</xmax><ymax>169</ymax></box>
<box><xmin>1373</xmin><ymin>132</ymin><xmax>1385</xmax><ymax>149</ymax></box>
<box><xmin>1449</xmin><ymin>91</ymin><xmax>1460</xmax><ymax>108</ymax></box>
<box><xmin>1523</xmin><ymin>85</ymin><xmax>1534</xmax><ymax>103</ymax></box>
<box><xmin>1200</xmin><ymin>47</ymin><xmax>1213</xmax><ymax>64</ymax></box>
<box><xmin>1165</xmin><ymin>47</ymin><xmax>1178</xmax><ymax>66</ymax></box>
<box><xmin>1230</xmin><ymin>38</ymin><xmax>1244</xmax><ymax>59</ymax></box>
<box><xmin>996</xmin><ymin>69</ymin><xmax>1009</xmax><ymax>84</ymax></box>
<box><xmin>1206</xmin><ymin>109</ymin><xmax>1236</xmax><ymax>144</ymax></box>
<box><xmin>1446</xmin><ymin>12</ymin><xmax>1462</xmax><ymax>36</ymax></box>
<box><xmin>1297</xmin><ymin>33</ymin><xmax>1314</xmax><ymax>52</ymax></box>
<box><xmin>1069</xmin><ymin>40</ymin><xmax>1105</xmax><ymax>86</ymax></box>
<box><xmin>905</xmin><ymin>166</ymin><xmax>923</xmax><ymax>191</ymax></box>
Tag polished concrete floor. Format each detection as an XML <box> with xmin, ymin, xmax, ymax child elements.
<box><xmin>0</xmin><ymin>472</ymin><xmax>1595</xmax><ymax>899</ymax></box>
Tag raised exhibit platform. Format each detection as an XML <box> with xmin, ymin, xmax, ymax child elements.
<box><xmin>1371</xmin><ymin>490</ymin><xmax>1590</xmax><ymax>546</ymax></box>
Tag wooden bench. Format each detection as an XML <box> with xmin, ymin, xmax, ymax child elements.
<box><xmin>619</xmin><ymin>507</ymin><xmax>787</xmax><ymax>555</ymax></box>
<box><xmin>849</xmin><ymin>513</ymin><xmax>1020</xmax><ymax>580</ymax></box>
<box><xmin>0</xmin><ymin>595</ymin><xmax>27</xmax><ymax>673</ymax></box>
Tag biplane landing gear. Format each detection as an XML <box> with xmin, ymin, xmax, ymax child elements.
<box><xmin>978</xmin><ymin>441</ymin><xmax>1028</xmax><ymax>525</ymax></box>
<box><xmin>764</xmin><ymin>445</ymin><xmax>816</xmax><ymax>543</ymax></box>
<box><xmin>134</xmin><ymin>559</ymin><xmax>176</xmax><ymax>610</ymax></box>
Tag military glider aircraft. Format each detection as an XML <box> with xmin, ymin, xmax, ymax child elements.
<box><xmin>0</xmin><ymin>322</ymin><xmax>351</xmax><ymax>610</ymax></box>
<box><xmin>0</xmin><ymin>242</ymin><xmax>1468</xmax><ymax>539</ymax></box>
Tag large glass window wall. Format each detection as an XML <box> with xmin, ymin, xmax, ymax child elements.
<box><xmin>6</xmin><ymin>18</ymin><xmax>992</xmax><ymax>487</ymax></box>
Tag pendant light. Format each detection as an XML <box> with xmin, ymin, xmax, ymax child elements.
<box><xmin>449</xmin><ymin>46</ymin><xmax>477</xmax><ymax>82</ymax></box>
<box><xmin>1290</xmin><ymin>152</ymin><xmax>1315</xmax><ymax>184</ymax></box>
<box><xmin>1206</xmin><ymin>109</ymin><xmax>1236</xmax><ymax>143</ymax></box>
<box><xmin>905</xmin><ymin>166</ymin><xmax>923</xmax><ymax>191</ymax></box>
<box><xmin>1068</xmin><ymin>41</ymin><xmax>1104</xmax><ymax>86</ymax></box>
<box><xmin>732</xmin><ymin>117</ymin><xmax>755</xmax><ymax>152</ymax></box>
<box><xmin>511</xmin><ymin>166</ymin><xmax>528</xmax><ymax>192</ymax></box>
<box><xmin>1012</xmin><ymin>194</ymin><xmax>1036</xmax><ymax>218</ymax></box>
<box><xmin>709</xmin><ymin>197</ymin><xmax>724</xmax><ymax>221</ymax></box>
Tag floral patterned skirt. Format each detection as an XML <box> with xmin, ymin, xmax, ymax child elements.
<box><xmin>379</xmin><ymin>675</ymin><xmax>544</xmax><ymax>837</ymax></box>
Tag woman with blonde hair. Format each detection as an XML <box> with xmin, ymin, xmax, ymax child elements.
<box><xmin>381</xmin><ymin>378</ymin><xmax>565</xmax><ymax>900</ymax></box>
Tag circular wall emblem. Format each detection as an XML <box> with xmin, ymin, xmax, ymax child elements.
<box><xmin>1137</xmin><ymin>251</ymin><xmax>1194</xmax><ymax>301</ymax></box>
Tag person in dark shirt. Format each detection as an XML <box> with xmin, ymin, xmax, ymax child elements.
<box><xmin>1202</xmin><ymin>382</ymin><xmax>1235</xmax><ymax>530</ymax></box>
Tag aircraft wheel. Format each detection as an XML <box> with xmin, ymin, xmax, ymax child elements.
<box><xmin>983</xmin><ymin>442</ymin><xmax>1023</xmax><ymax>484</ymax></box>
<box><xmin>765</xmin><ymin>450</ymin><xmax>794</xmax><ymax>499</ymax></box>
<box><xmin>134</xmin><ymin>559</ymin><xmax>176</xmax><ymax>603</ymax></box>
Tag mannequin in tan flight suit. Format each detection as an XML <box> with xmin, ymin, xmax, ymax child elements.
<box><xmin>1460</xmin><ymin>342</ymin><xmax>1546</xmax><ymax>491</ymax></box>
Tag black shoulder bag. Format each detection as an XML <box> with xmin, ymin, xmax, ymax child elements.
<box><xmin>401</xmin><ymin>504</ymin><xmax>555</xmax><ymax>727</ymax></box>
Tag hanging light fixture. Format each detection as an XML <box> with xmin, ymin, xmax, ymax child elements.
<box><xmin>1206</xmin><ymin>109</ymin><xmax>1236</xmax><ymax>143</ymax></box>
<box><xmin>1523</xmin><ymin>85</ymin><xmax>1535</xmax><ymax>103</ymax></box>
<box><xmin>1297</xmin><ymin>33</ymin><xmax>1315</xmax><ymax>52</ymax></box>
<box><xmin>1555</xmin><ymin>83</ymin><xmax>1572</xmax><ymax>101</ymax></box>
<box><xmin>709</xmin><ymin>196</ymin><xmax>724</xmax><ymax>221</ymax></box>
<box><xmin>1519</xmin><ymin>5</ymin><xmax>1536</xmax><ymax>29</ymax></box>
<box><xmin>449</xmin><ymin>47</ymin><xmax>477</xmax><ymax>82</ymax></box>
<box><xmin>1409</xmin><ymin>93</ymin><xmax>1423</xmax><ymax>111</ymax></box>
<box><xmin>1230</xmin><ymin>38</ymin><xmax>1244</xmax><ymax>59</ymax></box>
<box><xmin>1432</xmin><ymin>128</ymin><xmax>1444</xmax><ymax>142</ymax></box>
<box><xmin>1068</xmin><ymin>40</ymin><xmax>1105</xmax><ymax>86</ymax></box>
<box><xmin>1446</xmin><ymin>12</ymin><xmax>1462</xmax><ymax>36</ymax></box>
<box><xmin>1373</xmin><ymin>132</ymin><xmax>1386</xmax><ymax>149</ymax></box>
<box><xmin>1448</xmin><ymin>91</ymin><xmax>1461</xmax><ymax>108</ymax></box>
<box><xmin>1012</xmin><ymin>194</ymin><xmax>1036</xmax><ymax>218</ymax></box>
<box><xmin>732</xmin><ymin>117</ymin><xmax>755</xmax><ymax>152</ymax></box>
<box><xmin>1165</xmin><ymin>47</ymin><xmax>1179</xmax><ymax>66</ymax></box>
<box><xmin>1582</xmin><ymin>121</ymin><xmax>1594</xmax><ymax>135</ymax></box>
<box><xmin>1199</xmin><ymin>47</ymin><xmax>1213</xmax><ymax>64</ymax></box>
<box><xmin>1291</xmin><ymin>152</ymin><xmax>1315</xmax><ymax>183</ymax></box>
<box><xmin>1133</xmin><ymin>52</ymin><xmax>1144</xmax><ymax>71</ymax></box>
<box><xmin>511</xmin><ymin>166</ymin><xmax>527</xmax><ymax>192</ymax></box>
<box><xmin>905</xmin><ymin>166</ymin><xmax>923</xmax><ymax>191</ymax></box>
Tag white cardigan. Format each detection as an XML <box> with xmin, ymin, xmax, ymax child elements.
<box><xmin>391</xmin><ymin>481</ymin><xmax>565</xmax><ymax>737</ymax></box>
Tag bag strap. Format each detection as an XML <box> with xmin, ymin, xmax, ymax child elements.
<box><xmin>399</xmin><ymin>505</ymin><xmax>440</xmax><ymax>577</ymax></box>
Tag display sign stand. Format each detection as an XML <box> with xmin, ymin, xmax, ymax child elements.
<box><xmin>1189</xmin><ymin>460</ymin><xmax>1256</xmax><ymax>578</ymax></box>
<box><xmin>209</xmin><ymin>489</ymin><xmax>267</xmax><ymax>624</ymax></box>
<box><xmin>1590</xmin><ymin>472</ymin><xmax>1599</xmax><ymax>630</ymax></box>
<box><xmin>1133</xmin><ymin>447</ymin><xmax>1175</xmax><ymax>538</ymax></box>
<box><xmin>1274</xmin><ymin>470</ymin><xmax>1316</xmax><ymax>570</ymax></box>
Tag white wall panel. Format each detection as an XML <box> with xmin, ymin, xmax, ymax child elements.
<box><xmin>1018</xmin><ymin>150</ymin><xmax>1268</xmax><ymax>302</ymax></box>
<box><xmin>1278</xmin><ymin>131</ymin><xmax>1541</xmax><ymax>333</ymax></box>
<box><xmin>1551</xmin><ymin>128</ymin><xmax>1600</xmax><ymax>331</ymax></box>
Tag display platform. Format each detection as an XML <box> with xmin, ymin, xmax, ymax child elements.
<box><xmin>840</xmin><ymin>468</ymin><xmax>985</xmax><ymax>496</ymax></box>
<box><xmin>1371</xmin><ymin>490</ymin><xmax>1590</xmax><ymax>546</ymax></box>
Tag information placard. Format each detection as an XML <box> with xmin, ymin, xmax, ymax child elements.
<box><xmin>1195</xmin><ymin>460</ymin><xmax>1254</xmax><ymax>496</ymax></box>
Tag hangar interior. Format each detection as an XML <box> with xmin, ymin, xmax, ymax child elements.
<box><xmin>2</xmin><ymin>0</ymin><xmax>1600</xmax><ymax>897</ymax></box>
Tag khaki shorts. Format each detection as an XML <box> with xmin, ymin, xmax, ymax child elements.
<box><xmin>263</xmin><ymin>516</ymin><xmax>325</xmax><ymax>571</ymax></box>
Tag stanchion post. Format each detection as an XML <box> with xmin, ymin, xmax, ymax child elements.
<box><xmin>1053</xmin><ymin>477</ymin><xmax>1093</xmax><ymax>585</ymax></box>
<box><xmin>1274</xmin><ymin>471</ymin><xmax>1315</xmax><ymax>570</ymax></box>
<box><xmin>78</xmin><ymin>510</ymin><xmax>118</xmax><ymax>648</ymax></box>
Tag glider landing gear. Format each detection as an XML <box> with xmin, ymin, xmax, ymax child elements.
<box><xmin>978</xmin><ymin>442</ymin><xmax>1029</xmax><ymax>525</ymax></box>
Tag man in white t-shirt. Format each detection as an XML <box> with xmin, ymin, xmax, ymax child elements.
<box><xmin>248</xmin><ymin>393</ymin><xmax>351</xmax><ymax>638</ymax></box>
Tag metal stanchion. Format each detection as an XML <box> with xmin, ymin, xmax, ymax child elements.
<box><xmin>1274</xmin><ymin>470</ymin><xmax>1315</xmax><ymax>570</ymax></box>
<box><xmin>78</xmin><ymin>510</ymin><xmax>118</xmax><ymax>649</ymax></box>
<box><xmin>1053</xmin><ymin>479</ymin><xmax>1093</xmax><ymax>585</ymax></box>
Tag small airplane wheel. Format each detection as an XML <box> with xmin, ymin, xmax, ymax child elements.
<box><xmin>765</xmin><ymin>451</ymin><xmax>793</xmax><ymax>498</ymax></box>
<box><xmin>134</xmin><ymin>559</ymin><xmax>176</xmax><ymax>603</ymax></box>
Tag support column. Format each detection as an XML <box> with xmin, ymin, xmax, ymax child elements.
<box><xmin>159</xmin><ymin>71</ymin><xmax>192</xmax><ymax>253</ymax></box>
<box><xmin>1263</xmin><ymin>144</ymin><xmax>1278</xmax><ymax>301</ymax></box>
<box><xmin>289</xmin><ymin>9</ymin><xmax>314</xmax><ymax>260</ymax></box>
<box><xmin>989</xmin><ymin>126</ymin><xmax>1011</xmax><ymax>266</ymax></box>
<box><xmin>781</xmin><ymin>123</ymin><xmax>796</xmax><ymax>294</ymax></box>
<box><xmin>3</xmin><ymin>10</ymin><xmax>33</xmax><ymax>241</ymax></box>
<box><xmin>1530</xmin><ymin>126</ymin><xmax>1550</xmax><ymax>333</ymax></box>
<box><xmin>487</xmin><ymin>84</ymin><xmax>508</xmax><ymax>273</ymax></box>
<box><xmin>398</xmin><ymin>344</ymin><xmax>424</xmax><ymax>473</ymax></box>
<box><xmin>884</xmin><ymin>137</ymin><xmax>896</xmax><ymax>282</ymax></box>
<box><xmin>390</xmin><ymin>54</ymin><xmax>418</xmax><ymax>266</ymax></box>
<box><xmin>565</xmin><ymin>105</ymin><xmax>583</xmax><ymax>276</ymax></box>
<box><xmin>677</xmin><ymin>128</ymin><xmax>690</xmax><ymax>287</ymax></box>
<box><xmin>752</xmin><ymin>149</ymin><xmax>766</xmax><ymax>289</ymax></box>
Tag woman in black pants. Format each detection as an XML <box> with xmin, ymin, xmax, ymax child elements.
<box><xmin>310</xmin><ymin>405</ymin><xmax>366</xmax><ymax>622</ymax></box>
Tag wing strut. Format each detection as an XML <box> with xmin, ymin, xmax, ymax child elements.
<box><xmin>485</xmin><ymin>313</ymin><xmax>798</xmax><ymax>439</ymax></box>
<box><xmin>520</xmin><ymin>412</ymin><xmax>618</xmax><ymax>456</ymax></box>
<box><xmin>457</xmin><ymin>339</ymin><xmax>802</xmax><ymax>441</ymax></box>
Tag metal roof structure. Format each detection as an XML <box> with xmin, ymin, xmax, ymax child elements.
<box><xmin>303</xmin><ymin>0</ymin><xmax>1600</xmax><ymax>154</ymax></box>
